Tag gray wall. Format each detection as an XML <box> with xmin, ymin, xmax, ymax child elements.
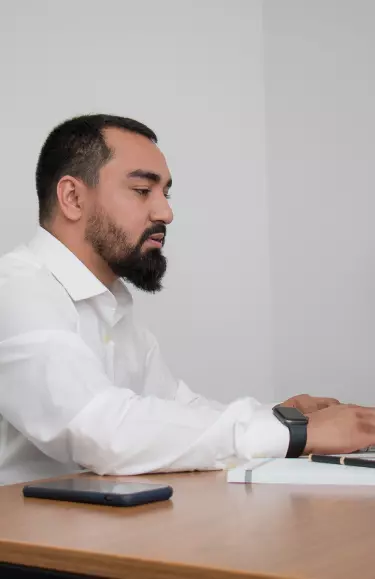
<box><xmin>264</xmin><ymin>0</ymin><xmax>375</xmax><ymax>404</ymax></box>
<box><xmin>0</xmin><ymin>0</ymin><xmax>274</xmax><ymax>403</ymax></box>
<box><xmin>0</xmin><ymin>0</ymin><xmax>374</xmax><ymax>405</ymax></box>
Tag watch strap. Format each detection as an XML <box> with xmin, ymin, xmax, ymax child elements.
<box><xmin>285</xmin><ymin>422</ymin><xmax>307</xmax><ymax>458</ymax></box>
<box><xmin>272</xmin><ymin>404</ymin><xmax>308</xmax><ymax>458</ymax></box>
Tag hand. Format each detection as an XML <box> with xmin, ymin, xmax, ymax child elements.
<box><xmin>281</xmin><ymin>394</ymin><xmax>340</xmax><ymax>414</ymax></box>
<box><xmin>305</xmin><ymin>404</ymin><xmax>375</xmax><ymax>455</ymax></box>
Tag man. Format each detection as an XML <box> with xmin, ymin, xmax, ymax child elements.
<box><xmin>0</xmin><ymin>114</ymin><xmax>374</xmax><ymax>485</ymax></box>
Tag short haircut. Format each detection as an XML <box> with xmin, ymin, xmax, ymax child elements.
<box><xmin>36</xmin><ymin>114</ymin><xmax>157</xmax><ymax>223</ymax></box>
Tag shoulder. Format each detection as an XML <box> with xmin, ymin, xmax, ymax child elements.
<box><xmin>0</xmin><ymin>245</ymin><xmax>78</xmax><ymax>340</ymax></box>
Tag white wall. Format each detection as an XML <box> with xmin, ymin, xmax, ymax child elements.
<box><xmin>0</xmin><ymin>0</ymin><xmax>274</xmax><ymax>402</ymax></box>
<box><xmin>264</xmin><ymin>0</ymin><xmax>375</xmax><ymax>404</ymax></box>
<box><xmin>2</xmin><ymin>0</ymin><xmax>374</xmax><ymax>406</ymax></box>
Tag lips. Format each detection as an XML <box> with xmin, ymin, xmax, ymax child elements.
<box><xmin>144</xmin><ymin>233</ymin><xmax>165</xmax><ymax>249</ymax></box>
<box><xmin>148</xmin><ymin>233</ymin><xmax>165</xmax><ymax>242</ymax></box>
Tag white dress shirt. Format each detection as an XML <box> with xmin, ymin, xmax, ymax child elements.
<box><xmin>0</xmin><ymin>227</ymin><xmax>289</xmax><ymax>484</ymax></box>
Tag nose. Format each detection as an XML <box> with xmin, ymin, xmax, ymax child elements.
<box><xmin>150</xmin><ymin>192</ymin><xmax>174</xmax><ymax>225</ymax></box>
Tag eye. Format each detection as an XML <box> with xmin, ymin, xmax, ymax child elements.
<box><xmin>134</xmin><ymin>188</ymin><xmax>151</xmax><ymax>196</ymax></box>
<box><xmin>164</xmin><ymin>192</ymin><xmax>171</xmax><ymax>200</ymax></box>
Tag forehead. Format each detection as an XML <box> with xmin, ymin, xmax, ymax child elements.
<box><xmin>103</xmin><ymin>127</ymin><xmax>170</xmax><ymax>178</ymax></box>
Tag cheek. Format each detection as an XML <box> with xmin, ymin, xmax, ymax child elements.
<box><xmin>118</xmin><ymin>201</ymin><xmax>148</xmax><ymax>235</ymax></box>
<box><xmin>102</xmin><ymin>192</ymin><xmax>149</xmax><ymax>242</ymax></box>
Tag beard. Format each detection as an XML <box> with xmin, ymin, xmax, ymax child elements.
<box><xmin>85</xmin><ymin>207</ymin><xmax>167</xmax><ymax>293</ymax></box>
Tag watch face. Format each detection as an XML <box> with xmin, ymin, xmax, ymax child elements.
<box><xmin>274</xmin><ymin>406</ymin><xmax>308</xmax><ymax>424</ymax></box>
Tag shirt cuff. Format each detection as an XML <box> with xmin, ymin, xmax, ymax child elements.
<box><xmin>237</xmin><ymin>405</ymin><xmax>290</xmax><ymax>459</ymax></box>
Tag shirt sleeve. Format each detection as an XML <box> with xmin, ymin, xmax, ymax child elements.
<box><xmin>0</xmin><ymin>327</ymin><xmax>289</xmax><ymax>475</ymax></box>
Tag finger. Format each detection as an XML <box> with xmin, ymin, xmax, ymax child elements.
<box><xmin>348</xmin><ymin>405</ymin><xmax>375</xmax><ymax>412</ymax></box>
<box><xmin>358</xmin><ymin>421</ymin><xmax>375</xmax><ymax>435</ymax></box>
<box><xmin>324</xmin><ymin>398</ymin><xmax>340</xmax><ymax>405</ymax></box>
<box><xmin>349</xmin><ymin>408</ymin><xmax>375</xmax><ymax>426</ymax></box>
<box><xmin>339</xmin><ymin>403</ymin><xmax>373</xmax><ymax>410</ymax></box>
<box><xmin>316</xmin><ymin>398</ymin><xmax>340</xmax><ymax>409</ymax></box>
<box><xmin>355</xmin><ymin>410</ymin><xmax>375</xmax><ymax>422</ymax></box>
<box><xmin>357</xmin><ymin>416</ymin><xmax>375</xmax><ymax>428</ymax></box>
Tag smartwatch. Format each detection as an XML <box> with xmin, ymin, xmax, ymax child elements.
<box><xmin>272</xmin><ymin>405</ymin><xmax>309</xmax><ymax>458</ymax></box>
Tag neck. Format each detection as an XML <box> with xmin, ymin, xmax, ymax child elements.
<box><xmin>42</xmin><ymin>222</ymin><xmax>117</xmax><ymax>288</ymax></box>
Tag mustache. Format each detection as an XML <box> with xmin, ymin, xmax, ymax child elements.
<box><xmin>139</xmin><ymin>223</ymin><xmax>167</xmax><ymax>246</ymax></box>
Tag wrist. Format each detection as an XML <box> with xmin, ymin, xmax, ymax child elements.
<box><xmin>304</xmin><ymin>422</ymin><xmax>317</xmax><ymax>455</ymax></box>
<box><xmin>273</xmin><ymin>404</ymin><xmax>309</xmax><ymax>458</ymax></box>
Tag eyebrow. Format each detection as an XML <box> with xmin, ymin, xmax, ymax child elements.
<box><xmin>127</xmin><ymin>169</ymin><xmax>172</xmax><ymax>189</ymax></box>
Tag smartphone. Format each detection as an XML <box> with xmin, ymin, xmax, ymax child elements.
<box><xmin>23</xmin><ymin>477</ymin><xmax>173</xmax><ymax>507</ymax></box>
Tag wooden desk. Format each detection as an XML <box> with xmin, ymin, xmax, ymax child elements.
<box><xmin>0</xmin><ymin>471</ymin><xmax>375</xmax><ymax>579</ymax></box>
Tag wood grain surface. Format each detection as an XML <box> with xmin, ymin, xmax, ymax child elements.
<box><xmin>0</xmin><ymin>471</ymin><xmax>375</xmax><ymax>579</ymax></box>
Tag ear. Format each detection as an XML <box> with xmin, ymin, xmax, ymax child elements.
<box><xmin>56</xmin><ymin>176</ymin><xmax>85</xmax><ymax>222</ymax></box>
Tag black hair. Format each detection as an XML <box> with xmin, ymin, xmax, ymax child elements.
<box><xmin>35</xmin><ymin>114</ymin><xmax>157</xmax><ymax>223</ymax></box>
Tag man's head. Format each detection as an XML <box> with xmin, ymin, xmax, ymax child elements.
<box><xmin>36</xmin><ymin>114</ymin><xmax>173</xmax><ymax>292</ymax></box>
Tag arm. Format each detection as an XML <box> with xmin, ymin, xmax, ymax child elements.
<box><xmin>0</xmin><ymin>329</ymin><xmax>289</xmax><ymax>475</ymax></box>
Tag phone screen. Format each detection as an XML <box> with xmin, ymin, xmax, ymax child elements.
<box><xmin>29</xmin><ymin>478</ymin><xmax>167</xmax><ymax>495</ymax></box>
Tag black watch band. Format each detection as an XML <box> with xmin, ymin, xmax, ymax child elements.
<box><xmin>272</xmin><ymin>405</ymin><xmax>308</xmax><ymax>458</ymax></box>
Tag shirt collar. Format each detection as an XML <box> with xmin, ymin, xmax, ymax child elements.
<box><xmin>28</xmin><ymin>227</ymin><xmax>132</xmax><ymax>315</ymax></box>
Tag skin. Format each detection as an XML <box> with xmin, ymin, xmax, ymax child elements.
<box><xmin>49</xmin><ymin>128</ymin><xmax>173</xmax><ymax>287</ymax></box>
<box><xmin>45</xmin><ymin>127</ymin><xmax>375</xmax><ymax>455</ymax></box>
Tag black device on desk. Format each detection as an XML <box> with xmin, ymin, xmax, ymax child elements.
<box><xmin>272</xmin><ymin>404</ymin><xmax>308</xmax><ymax>458</ymax></box>
<box><xmin>23</xmin><ymin>477</ymin><xmax>173</xmax><ymax>507</ymax></box>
